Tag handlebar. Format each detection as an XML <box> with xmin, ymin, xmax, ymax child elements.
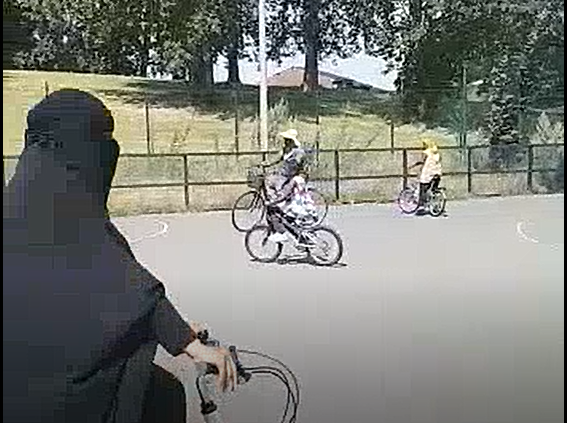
<box><xmin>193</xmin><ymin>330</ymin><xmax>300</xmax><ymax>423</ymax></box>
<box><xmin>196</xmin><ymin>330</ymin><xmax>252</xmax><ymax>384</ymax></box>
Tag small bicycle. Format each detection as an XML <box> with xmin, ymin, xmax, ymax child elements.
<box><xmin>194</xmin><ymin>329</ymin><xmax>300</xmax><ymax>423</ymax></box>
<box><xmin>244</xmin><ymin>209</ymin><xmax>344</xmax><ymax>267</ymax></box>
<box><xmin>231</xmin><ymin>165</ymin><xmax>329</xmax><ymax>233</ymax></box>
<box><xmin>397</xmin><ymin>179</ymin><xmax>447</xmax><ymax>217</ymax></box>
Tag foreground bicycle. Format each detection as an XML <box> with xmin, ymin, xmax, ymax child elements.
<box><xmin>244</xmin><ymin>210</ymin><xmax>344</xmax><ymax>267</ymax></box>
<box><xmin>231</xmin><ymin>161</ymin><xmax>329</xmax><ymax>233</ymax></box>
<box><xmin>194</xmin><ymin>329</ymin><xmax>300</xmax><ymax>423</ymax></box>
<box><xmin>397</xmin><ymin>179</ymin><xmax>447</xmax><ymax>217</ymax></box>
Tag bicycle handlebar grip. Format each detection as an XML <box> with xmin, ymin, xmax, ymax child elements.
<box><xmin>197</xmin><ymin>330</ymin><xmax>209</xmax><ymax>343</ymax></box>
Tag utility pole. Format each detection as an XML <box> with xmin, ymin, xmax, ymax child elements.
<box><xmin>258</xmin><ymin>0</ymin><xmax>269</xmax><ymax>152</ymax></box>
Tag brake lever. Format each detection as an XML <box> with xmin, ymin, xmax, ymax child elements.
<box><xmin>197</xmin><ymin>331</ymin><xmax>252</xmax><ymax>384</ymax></box>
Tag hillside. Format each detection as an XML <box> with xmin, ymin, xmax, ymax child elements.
<box><xmin>3</xmin><ymin>70</ymin><xmax>460</xmax><ymax>156</ymax></box>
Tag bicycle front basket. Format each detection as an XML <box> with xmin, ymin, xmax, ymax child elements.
<box><xmin>247</xmin><ymin>166</ymin><xmax>265</xmax><ymax>189</ymax></box>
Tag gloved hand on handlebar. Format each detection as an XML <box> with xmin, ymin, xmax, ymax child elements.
<box><xmin>184</xmin><ymin>328</ymin><xmax>237</xmax><ymax>393</ymax></box>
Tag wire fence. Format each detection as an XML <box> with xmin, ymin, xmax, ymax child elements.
<box><xmin>4</xmin><ymin>76</ymin><xmax>562</xmax><ymax>159</ymax></box>
<box><xmin>46</xmin><ymin>80</ymin><xmax>564</xmax><ymax>151</ymax></box>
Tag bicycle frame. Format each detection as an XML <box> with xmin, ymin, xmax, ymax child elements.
<box><xmin>270</xmin><ymin>209</ymin><xmax>320</xmax><ymax>247</ymax></box>
<box><xmin>407</xmin><ymin>179</ymin><xmax>443</xmax><ymax>206</ymax></box>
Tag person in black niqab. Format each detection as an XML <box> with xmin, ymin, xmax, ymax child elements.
<box><xmin>3</xmin><ymin>90</ymin><xmax>236</xmax><ymax>423</ymax></box>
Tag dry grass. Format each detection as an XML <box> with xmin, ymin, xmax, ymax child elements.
<box><xmin>3</xmin><ymin>69</ymin><xmax>461</xmax><ymax>156</ymax></box>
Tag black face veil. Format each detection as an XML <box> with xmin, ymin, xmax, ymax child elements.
<box><xmin>3</xmin><ymin>90</ymin><xmax>194</xmax><ymax>423</ymax></box>
<box><xmin>5</xmin><ymin>89</ymin><xmax>120</xmax><ymax>244</ymax></box>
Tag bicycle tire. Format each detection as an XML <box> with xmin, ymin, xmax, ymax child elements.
<box><xmin>397</xmin><ymin>185</ymin><xmax>419</xmax><ymax>214</ymax></box>
<box><xmin>244</xmin><ymin>225</ymin><xmax>283</xmax><ymax>263</ymax></box>
<box><xmin>231</xmin><ymin>190</ymin><xmax>266</xmax><ymax>232</ymax></box>
<box><xmin>306</xmin><ymin>226</ymin><xmax>344</xmax><ymax>267</ymax></box>
<box><xmin>428</xmin><ymin>189</ymin><xmax>447</xmax><ymax>217</ymax></box>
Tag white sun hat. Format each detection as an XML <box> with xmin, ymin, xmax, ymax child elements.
<box><xmin>279</xmin><ymin>128</ymin><xmax>300</xmax><ymax>147</ymax></box>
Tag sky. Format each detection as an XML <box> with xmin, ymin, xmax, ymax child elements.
<box><xmin>213</xmin><ymin>52</ymin><xmax>398</xmax><ymax>91</ymax></box>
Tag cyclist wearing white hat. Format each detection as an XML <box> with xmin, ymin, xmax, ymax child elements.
<box><xmin>262</xmin><ymin>129</ymin><xmax>307</xmax><ymax>242</ymax></box>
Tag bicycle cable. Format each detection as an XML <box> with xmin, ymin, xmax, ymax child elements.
<box><xmin>239</xmin><ymin>349</ymin><xmax>301</xmax><ymax>423</ymax></box>
<box><xmin>239</xmin><ymin>349</ymin><xmax>301</xmax><ymax>406</ymax></box>
<box><xmin>244</xmin><ymin>366</ymin><xmax>298</xmax><ymax>423</ymax></box>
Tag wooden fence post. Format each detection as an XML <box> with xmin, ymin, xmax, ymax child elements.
<box><xmin>390</xmin><ymin>120</ymin><xmax>395</xmax><ymax>153</ymax></box>
<box><xmin>334</xmin><ymin>149</ymin><xmax>340</xmax><ymax>201</ymax></box>
<box><xmin>527</xmin><ymin>145</ymin><xmax>534</xmax><ymax>192</ymax></box>
<box><xmin>467</xmin><ymin>147</ymin><xmax>473</xmax><ymax>194</ymax></box>
<box><xmin>402</xmin><ymin>149</ymin><xmax>408</xmax><ymax>189</ymax></box>
<box><xmin>183</xmin><ymin>155</ymin><xmax>190</xmax><ymax>209</ymax></box>
<box><xmin>233</xmin><ymin>88</ymin><xmax>240</xmax><ymax>154</ymax></box>
<box><xmin>145</xmin><ymin>99</ymin><xmax>152</xmax><ymax>154</ymax></box>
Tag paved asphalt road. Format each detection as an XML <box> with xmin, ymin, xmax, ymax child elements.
<box><xmin>114</xmin><ymin>195</ymin><xmax>564</xmax><ymax>423</ymax></box>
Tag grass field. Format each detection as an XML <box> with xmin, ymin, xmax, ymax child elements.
<box><xmin>3</xmin><ymin>69</ymin><xmax>466</xmax><ymax>156</ymax></box>
<box><xmin>3</xmin><ymin>70</ymin><xmax>561</xmax><ymax>215</ymax></box>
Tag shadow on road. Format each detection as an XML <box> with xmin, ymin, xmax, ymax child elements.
<box><xmin>251</xmin><ymin>254</ymin><xmax>348</xmax><ymax>269</ymax></box>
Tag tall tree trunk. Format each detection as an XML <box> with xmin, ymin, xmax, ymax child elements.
<box><xmin>401</xmin><ymin>0</ymin><xmax>424</xmax><ymax>120</ymax></box>
<box><xmin>226</xmin><ymin>0</ymin><xmax>242</xmax><ymax>84</ymax></box>
<box><xmin>139</xmin><ymin>40</ymin><xmax>149</xmax><ymax>77</ymax></box>
<box><xmin>227</xmin><ymin>43</ymin><xmax>240</xmax><ymax>84</ymax></box>
<box><xmin>192</xmin><ymin>49</ymin><xmax>214</xmax><ymax>86</ymax></box>
<box><xmin>303</xmin><ymin>0</ymin><xmax>320</xmax><ymax>91</ymax></box>
<box><xmin>139</xmin><ymin>2</ymin><xmax>151</xmax><ymax>77</ymax></box>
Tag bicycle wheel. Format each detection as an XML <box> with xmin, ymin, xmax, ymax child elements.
<box><xmin>428</xmin><ymin>189</ymin><xmax>447</xmax><ymax>217</ymax></box>
<box><xmin>305</xmin><ymin>226</ymin><xmax>343</xmax><ymax>267</ymax></box>
<box><xmin>397</xmin><ymin>184</ymin><xmax>419</xmax><ymax>214</ymax></box>
<box><xmin>244</xmin><ymin>225</ymin><xmax>283</xmax><ymax>263</ymax></box>
<box><xmin>232</xmin><ymin>190</ymin><xmax>266</xmax><ymax>232</ymax></box>
<box><xmin>307</xmin><ymin>187</ymin><xmax>330</xmax><ymax>226</ymax></box>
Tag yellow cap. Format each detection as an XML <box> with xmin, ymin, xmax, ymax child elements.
<box><xmin>422</xmin><ymin>138</ymin><xmax>438</xmax><ymax>153</ymax></box>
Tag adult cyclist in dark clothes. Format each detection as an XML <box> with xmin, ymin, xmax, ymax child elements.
<box><xmin>3</xmin><ymin>89</ymin><xmax>236</xmax><ymax>423</ymax></box>
<box><xmin>262</xmin><ymin>128</ymin><xmax>309</xmax><ymax>243</ymax></box>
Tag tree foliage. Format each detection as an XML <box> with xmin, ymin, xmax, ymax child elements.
<box><xmin>3</xmin><ymin>0</ymin><xmax>33</xmax><ymax>69</ymax></box>
<box><xmin>361</xmin><ymin>0</ymin><xmax>564</xmax><ymax>155</ymax></box>
<box><xmin>266</xmin><ymin>0</ymin><xmax>366</xmax><ymax>90</ymax></box>
<box><xmin>4</xmin><ymin>0</ymin><xmax>564</xmax><ymax>154</ymax></box>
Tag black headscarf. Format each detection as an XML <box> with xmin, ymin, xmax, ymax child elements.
<box><xmin>3</xmin><ymin>90</ymin><xmax>194</xmax><ymax>423</ymax></box>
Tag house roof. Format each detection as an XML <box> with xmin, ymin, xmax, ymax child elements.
<box><xmin>266</xmin><ymin>66</ymin><xmax>375</xmax><ymax>89</ymax></box>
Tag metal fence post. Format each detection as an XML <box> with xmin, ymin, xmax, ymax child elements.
<box><xmin>527</xmin><ymin>145</ymin><xmax>534</xmax><ymax>192</ymax></box>
<box><xmin>467</xmin><ymin>147</ymin><xmax>473</xmax><ymax>194</ymax></box>
<box><xmin>183</xmin><ymin>154</ymin><xmax>190</xmax><ymax>209</ymax></box>
<box><xmin>402</xmin><ymin>149</ymin><xmax>408</xmax><ymax>189</ymax></box>
<box><xmin>334</xmin><ymin>149</ymin><xmax>340</xmax><ymax>201</ymax></box>
<box><xmin>390</xmin><ymin>120</ymin><xmax>395</xmax><ymax>153</ymax></box>
<box><xmin>233</xmin><ymin>88</ymin><xmax>240</xmax><ymax>154</ymax></box>
<box><xmin>145</xmin><ymin>99</ymin><xmax>152</xmax><ymax>154</ymax></box>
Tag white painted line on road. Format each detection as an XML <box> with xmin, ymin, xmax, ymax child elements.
<box><xmin>516</xmin><ymin>221</ymin><xmax>563</xmax><ymax>250</ymax></box>
<box><xmin>130</xmin><ymin>220</ymin><xmax>169</xmax><ymax>245</ymax></box>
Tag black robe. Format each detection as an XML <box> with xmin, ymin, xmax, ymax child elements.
<box><xmin>3</xmin><ymin>90</ymin><xmax>194</xmax><ymax>423</ymax></box>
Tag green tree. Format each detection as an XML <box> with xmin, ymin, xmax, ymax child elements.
<box><xmin>361</xmin><ymin>0</ymin><xmax>564</xmax><ymax>134</ymax></box>
<box><xmin>266</xmin><ymin>0</ymin><xmax>365</xmax><ymax>90</ymax></box>
<box><xmin>3</xmin><ymin>0</ymin><xmax>33</xmax><ymax>69</ymax></box>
